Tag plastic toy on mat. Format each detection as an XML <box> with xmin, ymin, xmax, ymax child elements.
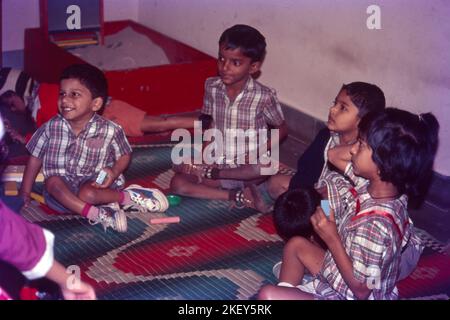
<box><xmin>167</xmin><ymin>194</ymin><xmax>182</xmax><ymax>207</ymax></box>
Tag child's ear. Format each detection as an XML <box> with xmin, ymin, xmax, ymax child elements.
<box><xmin>91</xmin><ymin>97</ymin><xmax>103</xmax><ymax>112</ymax></box>
<box><xmin>249</xmin><ymin>61</ymin><xmax>262</xmax><ymax>75</ymax></box>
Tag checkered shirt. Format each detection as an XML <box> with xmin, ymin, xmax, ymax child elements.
<box><xmin>26</xmin><ymin>114</ymin><xmax>132</xmax><ymax>187</ymax></box>
<box><xmin>312</xmin><ymin>164</ymin><xmax>411</xmax><ymax>300</ymax></box>
<box><xmin>315</xmin><ymin>132</ymin><xmax>355</xmax><ymax>189</ymax></box>
<box><xmin>202</xmin><ymin>76</ymin><xmax>284</xmax><ymax>165</ymax></box>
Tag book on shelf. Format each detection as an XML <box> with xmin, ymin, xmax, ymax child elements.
<box><xmin>1</xmin><ymin>165</ymin><xmax>44</xmax><ymax>183</ymax></box>
<box><xmin>55</xmin><ymin>39</ymin><xmax>99</xmax><ymax>47</ymax></box>
<box><xmin>50</xmin><ymin>31</ymin><xmax>99</xmax><ymax>48</ymax></box>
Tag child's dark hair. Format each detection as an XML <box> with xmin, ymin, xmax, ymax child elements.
<box><xmin>359</xmin><ymin>108</ymin><xmax>439</xmax><ymax>205</ymax></box>
<box><xmin>0</xmin><ymin>90</ymin><xmax>18</xmax><ymax>101</ymax></box>
<box><xmin>60</xmin><ymin>64</ymin><xmax>108</xmax><ymax>108</ymax></box>
<box><xmin>219</xmin><ymin>24</ymin><xmax>266</xmax><ymax>62</ymax></box>
<box><xmin>341</xmin><ymin>82</ymin><xmax>386</xmax><ymax>118</ymax></box>
<box><xmin>273</xmin><ymin>188</ymin><xmax>321</xmax><ymax>240</ymax></box>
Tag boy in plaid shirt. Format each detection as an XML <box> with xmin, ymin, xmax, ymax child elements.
<box><xmin>170</xmin><ymin>25</ymin><xmax>288</xmax><ymax>211</ymax></box>
<box><xmin>0</xmin><ymin>115</ymin><xmax>95</xmax><ymax>300</ymax></box>
<box><xmin>20</xmin><ymin>64</ymin><xmax>168</xmax><ymax>233</ymax></box>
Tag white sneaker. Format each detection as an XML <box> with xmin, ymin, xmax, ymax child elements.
<box><xmin>123</xmin><ymin>184</ymin><xmax>169</xmax><ymax>213</ymax></box>
<box><xmin>273</xmin><ymin>261</ymin><xmax>314</xmax><ymax>283</ymax></box>
<box><xmin>272</xmin><ymin>261</ymin><xmax>282</xmax><ymax>279</ymax></box>
<box><xmin>89</xmin><ymin>203</ymin><xmax>127</xmax><ymax>233</ymax></box>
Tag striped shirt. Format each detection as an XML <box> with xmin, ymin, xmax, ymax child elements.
<box><xmin>312</xmin><ymin>164</ymin><xmax>410</xmax><ymax>300</ymax></box>
<box><xmin>202</xmin><ymin>76</ymin><xmax>284</xmax><ymax>165</ymax></box>
<box><xmin>26</xmin><ymin>114</ymin><xmax>132</xmax><ymax>187</ymax></box>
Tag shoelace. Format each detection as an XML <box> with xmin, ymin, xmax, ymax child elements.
<box><xmin>130</xmin><ymin>192</ymin><xmax>160</xmax><ymax>211</ymax></box>
<box><xmin>89</xmin><ymin>212</ymin><xmax>115</xmax><ymax>231</ymax></box>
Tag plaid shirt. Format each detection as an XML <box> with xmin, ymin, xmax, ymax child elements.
<box><xmin>202</xmin><ymin>76</ymin><xmax>284</xmax><ymax>165</ymax></box>
<box><xmin>312</xmin><ymin>164</ymin><xmax>410</xmax><ymax>300</ymax></box>
<box><xmin>27</xmin><ymin>114</ymin><xmax>132</xmax><ymax>187</ymax></box>
<box><xmin>314</xmin><ymin>132</ymin><xmax>357</xmax><ymax>189</ymax></box>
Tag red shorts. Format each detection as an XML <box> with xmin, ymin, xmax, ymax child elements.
<box><xmin>102</xmin><ymin>99</ymin><xmax>146</xmax><ymax>137</ymax></box>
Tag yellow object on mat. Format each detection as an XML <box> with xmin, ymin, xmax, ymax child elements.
<box><xmin>1</xmin><ymin>165</ymin><xmax>44</xmax><ymax>183</ymax></box>
<box><xmin>4</xmin><ymin>181</ymin><xmax>18</xmax><ymax>196</ymax></box>
<box><xmin>30</xmin><ymin>192</ymin><xmax>45</xmax><ymax>204</ymax></box>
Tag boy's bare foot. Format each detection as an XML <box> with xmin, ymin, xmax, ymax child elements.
<box><xmin>172</xmin><ymin>163</ymin><xmax>209</xmax><ymax>183</ymax></box>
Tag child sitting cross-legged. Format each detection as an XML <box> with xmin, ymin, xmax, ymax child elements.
<box><xmin>170</xmin><ymin>24</ymin><xmax>288</xmax><ymax>212</ymax></box>
<box><xmin>259</xmin><ymin>108</ymin><xmax>439</xmax><ymax>300</ymax></box>
<box><xmin>20</xmin><ymin>64</ymin><xmax>168</xmax><ymax>233</ymax></box>
<box><xmin>0</xmin><ymin>115</ymin><xmax>95</xmax><ymax>300</ymax></box>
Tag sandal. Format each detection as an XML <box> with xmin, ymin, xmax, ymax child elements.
<box><xmin>229</xmin><ymin>185</ymin><xmax>271</xmax><ymax>213</ymax></box>
<box><xmin>229</xmin><ymin>188</ymin><xmax>252</xmax><ymax>209</ymax></box>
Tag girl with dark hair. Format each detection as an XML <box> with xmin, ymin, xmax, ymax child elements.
<box><xmin>258</xmin><ymin>108</ymin><xmax>439</xmax><ymax>300</ymax></box>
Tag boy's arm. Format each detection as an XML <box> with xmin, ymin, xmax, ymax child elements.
<box><xmin>268</xmin><ymin>121</ymin><xmax>288</xmax><ymax>151</ymax></box>
<box><xmin>141</xmin><ymin>112</ymin><xmax>201</xmax><ymax>133</ymax></box>
<box><xmin>239</xmin><ymin>121</ymin><xmax>287</xmax><ymax>165</ymax></box>
<box><xmin>96</xmin><ymin>153</ymin><xmax>131</xmax><ymax>188</ymax></box>
<box><xmin>311</xmin><ymin>208</ymin><xmax>372</xmax><ymax>300</ymax></box>
<box><xmin>325</xmin><ymin>233</ymin><xmax>372</xmax><ymax>300</ymax></box>
<box><xmin>20</xmin><ymin>155</ymin><xmax>43</xmax><ymax>205</ymax></box>
<box><xmin>110</xmin><ymin>153</ymin><xmax>131</xmax><ymax>179</ymax></box>
<box><xmin>327</xmin><ymin>144</ymin><xmax>354</xmax><ymax>173</ymax></box>
<box><xmin>163</xmin><ymin>114</ymin><xmax>199</xmax><ymax>130</ymax></box>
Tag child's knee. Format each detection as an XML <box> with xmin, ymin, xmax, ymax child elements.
<box><xmin>78</xmin><ymin>185</ymin><xmax>97</xmax><ymax>204</ymax></box>
<box><xmin>267</xmin><ymin>175</ymin><xmax>289</xmax><ymax>199</ymax></box>
<box><xmin>284</xmin><ymin>236</ymin><xmax>309</xmax><ymax>255</ymax></box>
<box><xmin>257</xmin><ymin>284</ymin><xmax>277</xmax><ymax>300</ymax></box>
<box><xmin>45</xmin><ymin>176</ymin><xmax>65</xmax><ymax>196</ymax></box>
<box><xmin>170</xmin><ymin>174</ymin><xmax>190</xmax><ymax>194</ymax></box>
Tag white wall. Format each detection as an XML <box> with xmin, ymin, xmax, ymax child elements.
<box><xmin>2</xmin><ymin>0</ymin><xmax>138</xmax><ymax>51</ymax></box>
<box><xmin>2</xmin><ymin>0</ymin><xmax>40</xmax><ymax>51</ymax></box>
<box><xmin>103</xmin><ymin>0</ymin><xmax>138</xmax><ymax>22</ymax></box>
<box><xmin>137</xmin><ymin>0</ymin><xmax>450</xmax><ymax>176</ymax></box>
<box><xmin>2</xmin><ymin>0</ymin><xmax>449</xmax><ymax>175</ymax></box>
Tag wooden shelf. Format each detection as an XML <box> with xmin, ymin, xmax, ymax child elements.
<box><xmin>40</xmin><ymin>0</ymin><xmax>104</xmax><ymax>47</ymax></box>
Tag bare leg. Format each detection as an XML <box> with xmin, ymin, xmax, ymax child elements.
<box><xmin>279</xmin><ymin>236</ymin><xmax>325</xmax><ymax>286</ymax></box>
<box><xmin>258</xmin><ymin>284</ymin><xmax>315</xmax><ymax>300</ymax></box>
<box><xmin>170</xmin><ymin>173</ymin><xmax>269</xmax><ymax>212</ymax></box>
<box><xmin>266</xmin><ymin>174</ymin><xmax>291</xmax><ymax>199</ymax></box>
<box><xmin>45</xmin><ymin>176</ymin><xmax>87</xmax><ymax>215</ymax></box>
<box><xmin>170</xmin><ymin>173</ymin><xmax>229</xmax><ymax>200</ymax></box>
<box><xmin>258</xmin><ymin>237</ymin><xmax>325</xmax><ymax>300</ymax></box>
<box><xmin>78</xmin><ymin>183</ymin><xmax>122</xmax><ymax>205</ymax></box>
<box><xmin>216</xmin><ymin>164</ymin><xmax>264</xmax><ymax>181</ymax></box>
<box><xmin>140</xmin><ymin>114</ymin><xmax>198</xmax><ymax>133</ymax></box>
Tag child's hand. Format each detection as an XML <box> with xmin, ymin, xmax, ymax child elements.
<box><xmin>20</xmin><ymin>191</ymin><xmax>32</xmax><ymax>207</ymax></box>
<box><xmin>91</xmin><ymin>167</ymin><xmax>115</xmax><ymax>189</ymax></box>
<box><xmin>316</xmin><ymin>186</ymin><xmax>328</xmax><ymax>199</ymax></box>
<box><xmin>61</xmin><ymin>280</ymin><xmax>96</xmax><ymax>300</ymax></box>
<box><xmin>310</xmin><ymin>206</ymin><xmax>339</xmax><ymax>244</ymax></box>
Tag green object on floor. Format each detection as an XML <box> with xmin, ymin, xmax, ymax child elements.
<box><xmin>167</xmin><ymin>194</ymin><xmax>182</xmax><ymax>206</ymax></box>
